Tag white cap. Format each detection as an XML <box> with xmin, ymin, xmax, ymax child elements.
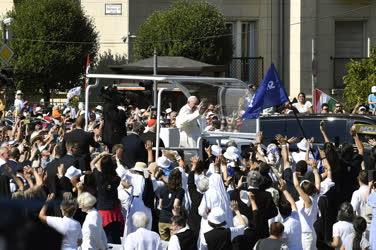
<box><xmin>16</xmin><ymin>90</ymin><xmax>23</xmax><ymax>95</ymax></box>
<box><xmin>223</xmin><ymin>146</ymin><xmax>240</xmax><ymax>161</ymax></box>
<box><xmin>297</xmin><ymin>138</ymin><xmax>307</xmax><ymax>151</ymax></box>
<box><xmin>35</xmin><ymin>107</ymin><xmax>42</xmax><ymax>113</ymax></box>
<box><xmin>157</xmin><ymin>156</ymin><xmax>172</xmax><ymax>169</ymax></box>
<box><xmin>95</xmin><ymin>105</ymin><xmax>103</xmax><ymax>111</ymax></box>
<box><xmin>65</xmin><ymin>166</ymin><xmax>82</xmax><ymax>180</ymax></box>
<box><xmin>211</xmin><ymin>145</ymin><xmax>222</xmax><ymax>157</ymax></box>
<box><xmin>372</xmin><ymin>86</ymin><xmax>376</xmax><ymax>93</ymax></box>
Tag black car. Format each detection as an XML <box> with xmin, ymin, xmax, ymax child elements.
<box><xmin>260</xmin><ymin>114</ymin><xmax>376</xmax><ymax>146</ymax></box>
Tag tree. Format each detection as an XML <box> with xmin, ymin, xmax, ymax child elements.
<box><xmin>8</xmin><ymin>0</ymin><xmax>98</xmax><ymax>102</ymax></box>
<box><xmin>343</xmin><ymin>47</ymin><xmax>376</xmax><ymax>109</ymax></box>
<box><xmin>93</xmin><ymin>50</ymin><xmax>128</xmax><ymax>74</ymax></box>
<box><xmin>133</xmin><ymin>0</ymin><xmax>232</xmax><ymax>65</ymax></box>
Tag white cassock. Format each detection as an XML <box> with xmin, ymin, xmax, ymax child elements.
<box><xmin>123</xmin><ymin>228</ymin><xmax>162</xmax><ymax>250</ymax></box>
<box><xmin>176</xmin><ymin>104</ymin><xmax>202</xmax><ymax>148</ymax></box>
<box><xmin>81</xmin><ymin>208</ymin><xmax>108</xmax><ymax>250</ymax></box>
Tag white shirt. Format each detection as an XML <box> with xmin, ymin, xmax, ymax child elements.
<box><xmin>81</xmin><ymin>209</ymin><xmax>108</xmax><ymax>250</ymax></box>
<box><xmin>351</xmin><ymin>185</ymin><xmax>369</xmax><ymax>216</ymax></box>
<box><xmin>168</xmin><ymin>227</ymin><xmax>189</xmax><ymax>250</ymax></box>
<box><xmin>46</xmin><ymin>216</ymin><xmax>82</xmax><ymax>250</ymax></box>
<box><xmin>292</xmin><ymin>101</ymin><xmax>312</xmax><ymax>114</ymax></box>
<box><xmin>296</xmin><ymin>195</ymin><xmax>319</xmax><ymax>233</ymax></box>
<box><xmin>332</xmin><ymin>221</ymin><xmax>355</xmax><ymax>250</ymax></box>
<box><xmin>14</xmin><ymin>99</ymin><xmax>24</xmax><ymax>112</ymax></box>
<box><xmin>123</xmin><ymin>228</ymin><xmax>162</xmax><ymax>250</ymax></box>
<box><xmin>282</xmin><ymin>211</ymin><xmax>303</xmax><ymax>250</ymax></box>
<box><xmin>341</xmin><ymin>232</ymin><xmax>370</xmax><ymax>250</ymax></box>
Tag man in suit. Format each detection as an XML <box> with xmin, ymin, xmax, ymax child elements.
<box><xmin>121</xmin><ymin>121</ymin><xmax>147</xmax><ymax>168</ymax></box>
<box><xmin>101</xmin><ymin>86</ymin><xmax>127</xmax><ymax>151</ymax></box>
<box><xmin>59</xmin><ymin>141</ymin><xmax>79</xmax><ymax>170</ymax></box>
<box><xmin>62</xmin><ymin>115</ymin><xmax>99</xmax><ymax>171</ymax></box>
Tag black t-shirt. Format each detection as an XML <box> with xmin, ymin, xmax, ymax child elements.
<box><xmin>159</xmin><ymin>186</ymin><xmax>184</xmax><ymax>223</ymax></box>
<box><xmin>92</xmin><ymin>169</ymin><xmax>120</xmax><ymax>210</ymax></box>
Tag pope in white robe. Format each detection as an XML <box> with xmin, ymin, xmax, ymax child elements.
<box><xmin>176</xmin><ymin>96</ymin><xmax>204</xmax><ymax>149</ymax></box>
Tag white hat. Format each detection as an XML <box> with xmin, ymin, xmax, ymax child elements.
<box><xmin>166</xmin><ymin>108</ymin><xmax>172</xmax><ymax>114</ymax></box>
<box><xmin>223</xmin><ymin>146</ymin><xmax>240</xmax><ymax>161</ymax></box>
<box><xmin>35</xmin><ymin>107</ymin><xmax>42</xmax><ymax>113</ymax></box>
<box><xmin>206</xmin><ymin>112</ymin><xmax>217</xmax><ymax>119</ymax></box>
<box><xmin>95</xmin><ymin>105</ymin><xmax>103</xmax><ymax>111</ymax></box>
<box><xmin>65</xmin><ymin>166</ymin><xmax>82</xmax><ymax>180</ymax></box>
<box><xmin>133</xmin><ymin>162</ymin><xmax>149</xmax><ymax>178</ymax></box>
<box><xmin>297</xmin><ymin>138</ymin><xmax>307</xmax><ymax>151</ymax></box>
<box><xmin>372</xmin><ymin>86</ymin><xmax>376</xmax><ymax>93</ymax></box>
<box><xmin>16</xmin><ymin>90</ymin><xmax>23</xmax><ymax>95</ymax></box>
<box><xmin>63</xmin><ymin>107</ymin><xmax>71</xmax><ymax>115</ymax></box>
<box><xmin>133</xmin><ymin>162</ymin><xmax>147</xmax><ymax>172</ymax></box>
<box><xmin>157</xmin><ymin>156</ymin><xmax>172</xmax><ymax>169</ymax></box>
<box><xmin>207</xmin><ymin>207</ymin><xmax>226</xmax><ymax>225</ymax></box>
<box><xmin>211</xmin><ymin>145</ymin><xmax>222</xmax><ymax>157</ymax></box>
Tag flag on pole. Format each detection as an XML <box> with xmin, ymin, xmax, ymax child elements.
<box><xmin>243</xmin><ymin>64</ymin><xmax>289</xmax><ymax>119</ymax></box>
<box><xmin>313</xmin><ymin>88</ymin><xmax>338</xmax><ymax>113</ymax></box>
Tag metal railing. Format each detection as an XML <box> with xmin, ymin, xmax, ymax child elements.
<box><xmin>330</xmin><ymin>57</ymin><xmax>367</xmax><ymax>89</ymax></box>
<box><xmin>227</xmin><ymin>57</ymin><xmax>264</xmax><ymax>85</ymax></box>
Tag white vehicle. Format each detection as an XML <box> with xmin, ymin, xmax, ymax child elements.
<box><xmin>85</xmin><ymin>74</ymin><xmax>257</xmax><ymax>158</ymax></box>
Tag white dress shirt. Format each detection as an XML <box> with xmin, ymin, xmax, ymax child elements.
<box><xmin>81</xmin><ymin>209</ymin><xmax>108</xmax><ymax>250</ymax></box>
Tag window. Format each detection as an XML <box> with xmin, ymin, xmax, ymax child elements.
<box><xmin>333</xmin><ymin>21</ymin><xmax>366</xmax><ymax>88</ymax></box>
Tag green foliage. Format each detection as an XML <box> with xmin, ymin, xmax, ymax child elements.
<box><xmin>343</xmin><ymin>47</ymin><xmax>376</xmax><ymax>108</ymax></box>
<box><xmin>93</xmin><ymin>50</ymin><xmax>128</xmax><ymax>74</ymax></box>
<box><xmin>8</xmin><ymin>0</ymin><xmax>98</xmax><ymax>100</ymax></box>
<box><xmin>133</xmin><ymin>0</ymin><xmax>232</xmax><ymax>65</ymax></box>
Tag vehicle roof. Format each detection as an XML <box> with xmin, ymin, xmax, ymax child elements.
<box><xmin>260</xmin><ymin>113</ymin><xmax>376</xmax><ymax>123</ymax></box>
<box><xmin>86</xmin><ymin>74</ymin><xmax>246</xmax><ymax>88</ymax></box>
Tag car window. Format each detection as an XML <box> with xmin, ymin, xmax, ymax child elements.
<box><xmin>288</xmin><ymin>119</ymin><xmax>347</xmax><ymax>145</ymax></box>
<box><xmin>261</xmin><ymin>119</ymin><xmax>287</xmax><ymax>144</ymax></box>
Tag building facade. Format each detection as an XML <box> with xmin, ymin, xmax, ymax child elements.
<box><xmin>1</xmin><ymin>0</ymin><xmax>375</xmax><ymax>98</ymax></box>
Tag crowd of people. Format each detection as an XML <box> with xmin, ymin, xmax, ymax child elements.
<box><xmin>1</xmin><ymin>89</ymin><xmax>376</xmax><ymax>250</ymax></box>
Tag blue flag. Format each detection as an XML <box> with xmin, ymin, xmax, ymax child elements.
<box><xmin>243</xmin><ymin>64</ymin><xmax>289</xmax><ymax>119</ymax></box>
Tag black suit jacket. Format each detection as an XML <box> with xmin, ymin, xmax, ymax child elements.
<box><xmin>62</xmin><ymin>128</ymin><xmax>99</xmax><ymax>171</ymax></box>
<box><xmin>121</xmin><ymin>133</ymin><xmax>147</xmax><ymax>168</ymax></box>
<box><xmin>103</xmin><ymin>103</ymin><xmax>127</xmax><ymax>147</ymax></box>
<box><xmin>230</xmin><ymin>188</ymin><xmax>278</xmax><ymax>239</ymax></box>
<box><xmin>59</xmin><ymin>155</ymin><xmax>78</xmax><ymax>170</ymax></box>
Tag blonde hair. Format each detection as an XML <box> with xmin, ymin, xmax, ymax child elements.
<box><xmin>77</xmin><ymin>192</ymin><xmax>97</xmax><ymax>210</ymax></box>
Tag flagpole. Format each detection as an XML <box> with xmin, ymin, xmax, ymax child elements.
<box><xmin>292</xmin><ymin>108</ymin><xmax>315</xmax><ymax>156</ymax></box>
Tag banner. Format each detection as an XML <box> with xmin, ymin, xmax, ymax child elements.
<box><xmin>243</xmin><ymin>64</ymin><xmax>289</xmax><ymax>119</ymax></box>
